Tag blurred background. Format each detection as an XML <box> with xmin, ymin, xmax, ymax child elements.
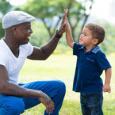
<box><xmin>0</xmin><ymin>0</ymin><xmax>115</xmax><ymax>115</ymax></box>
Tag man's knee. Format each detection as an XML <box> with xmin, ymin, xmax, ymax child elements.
<box><xmin>55</xmin><ymin>80</ymin><xmax>66</xmax><ymax>96</ymax></box>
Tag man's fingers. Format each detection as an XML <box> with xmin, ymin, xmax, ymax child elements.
<box><xmin>46</xmin><ymin>101</ymin><xmax>54</xmax><ymax>113</ymax></box>
<box><xmin>57</xmin><ymin>9</ymin><xmax>69</xmax><ymax>36</ymax></box>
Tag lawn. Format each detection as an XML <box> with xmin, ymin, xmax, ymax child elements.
<box><xmin>20</xmin><ymin>53</ymin><xmax>115</xmax><ymax>115</ymax></box>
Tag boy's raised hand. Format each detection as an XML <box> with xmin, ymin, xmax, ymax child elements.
<box><xmin>63</xmin><ymin>9</ymin><xmax>68</xmax><ymax>22</ymax></box>
<box><xmin>64</xmin><ymin>9</ymin><xmax>72</xmax><ymax>33</ymax></box>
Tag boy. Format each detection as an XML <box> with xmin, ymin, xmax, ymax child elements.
<box><xmin>64</xmin><ymin>10</ymin><xmax>112</xmax><ymax>115</ymax></box>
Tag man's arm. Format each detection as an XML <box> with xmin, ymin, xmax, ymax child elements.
<box><xmin>28</xmin><ymin>10</ymin><xmax>67</xmax><ymax>60</ymax></box>
<box><xmin>0</xmin><ymin>65</ymin><xmax>54</xmax><ymax>112</ymax></box>
<box><xmin>0</xmin><ymin>65</ymin><xmax>42</xmax><ymax>97</ymax></box>
<box><xmin>103</xmin><ymin>68</ymin><xmax>112</xmax><ymax>93</ymax></box>
<box><xmin>28</xmin><ymin>31</ymin><xmax>63</xmax><ymax>60</ymax></box>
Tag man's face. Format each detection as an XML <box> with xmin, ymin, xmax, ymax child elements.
<box><xmin>13</xmin><ymin>22</ymin><xmax>32</xmax><ymax>45</ymax></box>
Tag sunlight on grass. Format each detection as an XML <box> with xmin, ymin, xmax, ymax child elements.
<box><xmin>20</xmin><ymin>54</ymin><xmax>115</xmax><ymax>115</ymax></box>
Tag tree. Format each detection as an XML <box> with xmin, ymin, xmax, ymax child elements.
<box><xmin>19</xmin><ymin>0</ymin><xmax>94</xmax><ymax>41</ymax></box>
<box><xmin>0</xmin><ymin>0</ymin><xmax>12</xmax><ymax>38</ymax></box>
<box><xmin>99</xmin><ymin>21</ymin><xmax>115</xmax><ymax>54</ymax></box>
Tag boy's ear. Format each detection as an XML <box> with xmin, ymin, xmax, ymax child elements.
<box><xmin>93</xmin><ymin>38</ymin><xmax>98</xmax><ymax>45</ymax></box>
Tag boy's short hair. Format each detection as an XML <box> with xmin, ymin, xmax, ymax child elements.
<box><xmin>85</xmin><ymin>23</ymin><xmax>105</xmax><ymax>45</ymax></box>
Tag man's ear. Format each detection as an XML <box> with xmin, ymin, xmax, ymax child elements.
<box><xmin>11</xmin><ymin>26</ymin><xmax>17</xmax><ymax>36</ymax></box>
<box><xmin>10</xmin><ymin>26</ymin><xmax>17</xmax><ymax>32</ymax></box>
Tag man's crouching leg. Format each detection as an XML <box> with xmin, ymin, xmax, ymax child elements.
<box><xmin>22</xmin><ymin>80</ymin><xmax>66</xmax><ymax>115</ymax></box>
<box><xmin>0</xmin><ymin>95</ymin><xmax>25</xmax><ymax>115</ymax></box>
<box><xmin>43</xmin><ymin>80</ymin><xmax>66</xmax><ymax>115</ymax></box>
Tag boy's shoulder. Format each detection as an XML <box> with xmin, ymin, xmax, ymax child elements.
<box><xmin>92</xmin><ymin>46</ymin><xmax>104</xmax><ymax>54</ymax></box>
<box><xmin>91</xmin><ymin>46</ymin><xmax>107</xmax><ymax>60</ymax></box>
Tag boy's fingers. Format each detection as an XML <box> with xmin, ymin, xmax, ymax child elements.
<box><xmin>64</xmin><ymin>9</ymin><xmax>68</xmax><ymax>17</ymax></box>
<box><xmin>58</xmin><ymin>8</ymin><xmax>69</xmax><ymax>32</ymax></box>
<box><xmin>61</xmin><ymin>9</ymin><xmax>68</xmax><ymax>25</ymax></box>
<box><xmin>63</xmin><ymin>9</ymin><xmax>68</xmax><ymax>20</ymax></box>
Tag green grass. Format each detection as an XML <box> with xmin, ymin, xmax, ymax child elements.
<box><xmin>20</xmin><ymin>54</ymin><xmax>115</xmax><ymax>115</ymax></box>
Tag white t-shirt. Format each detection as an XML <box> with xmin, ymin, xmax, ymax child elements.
<box><xmin>0</xmin><ymin>39</ymin><xmax>33</xmax><ymax>84</ymax></box>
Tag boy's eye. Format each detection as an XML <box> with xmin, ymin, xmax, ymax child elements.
<box><xmin>81</xmin><ymin>33</ymin><xmax>86</xmax><ymax>36</ymax></box>
<box><xmin>83</xmin><ymin>32</ymin><xmax>87</xmax><ymax>36</ymax></box>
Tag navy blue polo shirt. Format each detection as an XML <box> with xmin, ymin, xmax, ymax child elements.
<box><xmin>73</xmin><ymin>43</ymin><xmax>111</xmax><ymax>93</ymax></box>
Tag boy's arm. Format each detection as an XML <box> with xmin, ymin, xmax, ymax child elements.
<box><xmin>65</xmin><ymin>21</ymin><xmax>74</xmax><ymax>48</ymax></box>
<box><xmin>64</xmin><ymin>9</ymin><xmax>74</xmax><ymax>48</ymax></box>
<box><xmin>103</xmin><ymin>68</ymin><xmax>112</xmax><ymax>93</ymax></box>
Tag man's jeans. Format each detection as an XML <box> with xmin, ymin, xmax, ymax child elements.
<box><xmin>80</xmin><ymin>93</ymin><xmax>103</xmax><ymax>115</ymax></box>
<box><xmin>0</xmin><ymin>80</ymin><xmax>66</xmax><ymax>115</ymax></box>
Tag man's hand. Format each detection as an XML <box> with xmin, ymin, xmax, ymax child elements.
<box><xmin>56</xmin><ymin>9</ymin><xmax>69</xmax><ymax>38</ymax></box>
<box><xmin>39</xmin><ymin>91</ymin><xmax>54</xmax><ymax>113</ymax></box>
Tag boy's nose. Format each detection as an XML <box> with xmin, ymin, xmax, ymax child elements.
<box><xmin>80</xmin><ymin>33</ymin><xmax>84</xmax><ymax>38</ymax></box>
<box><xmin>27</xmin><ymin>29</ymin><xmax>32</xmax><ymax>34</ymax></box>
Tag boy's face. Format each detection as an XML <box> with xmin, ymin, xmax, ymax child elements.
<box><xmin>79</xmin><ymin>27</ymin><xmax>98</xmax><ymax>47</ymax></box>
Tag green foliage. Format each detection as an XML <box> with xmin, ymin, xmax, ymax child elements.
<box><xmin>29</xmin><ymin>21</ymin><xmax>49</xmax><ymax>46</ymax></box>
<box><xmin>0</xmin><ymin>0</ymin><xmax>11</xmax><ymax>14</ymax></box>
<box><xmin>94</xmin><ymin>20</ymin><xmax>115</xmax><ymax>54</ymax></box>
<box><xmin>18</xmin><ymin>0</ymin><xmax>93</xmax><ymax>38</ymax></box>
<box><xmin>29</xmin><ymin>20</ymin><xmax>115</xmax><ymax>54</ymax></box>
<box><xmin>103</xmin><ymin>23</ymin><xmax>115</xmax><ymax>53</ymax></box>
<box><xmin>0</xmin><ymin>0</ymin><xmax>12</xmax><ymax>38</ymax></box>
<box><xmin>0</xmin><ymin>21</ymin><xmax>4</xmax><ymax>39</ymax></box>
<box><xmin>20</xmin><ymin>0</ymin><xmax>75</xmax><ymax>18</ymax></box>
<box><xmin>1</xmin><ymin>0</ymin><xmax>115</xmax><ymax>54</ymax></box>
<box><xmin>29</xmin><ymin>21</ymin><xmax>67</xmax><ymax>49</ymax></box>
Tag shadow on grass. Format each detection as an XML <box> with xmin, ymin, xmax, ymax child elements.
<box><xmin>21</xmin><ymin>99</ymin><xmax>115</xmax><ymax>115</ymax></box>
<box><xmin>21</xmin><ymin>100</ymin><xmax>81</xmax><ymax>115</ymax></box>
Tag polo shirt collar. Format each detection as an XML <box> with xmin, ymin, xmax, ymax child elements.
<box><xmin>91</xmin><ymin>46</ymin><xmax>101</xmax><ymax>54</ymax></box>
<box><xmin>79</xmin><ymin>44</ymin><xmax>101</xmax><ymax>54</ymax></box>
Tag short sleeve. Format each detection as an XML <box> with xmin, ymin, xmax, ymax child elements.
<box><xmin>21</xmin><ymin>42</ymin><xmax>34</xmax><ymax>57</ymax></box>
<box><xmin>96</xmin><ymin>51</ymin><xmax>111</xmax><ymax>70</ymax></box>
<box><xmin>73</xmin><ymin>43</ymin><xmax>84</xmax><ymax>56</ymax></box>
<box><xmin>26</xmin><ymin>43</ymin><xmax>34</xmax><ymax>56</ymax></box>
<box><xmin>0</xmin><ymin>52</ymin><xmax>7</xmax><ymax>67</ymax></box>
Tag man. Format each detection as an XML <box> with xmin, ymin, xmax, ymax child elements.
<box><xmin>0</xmin><ymin>11</ymin><xmax>66</xmax><ymax>115</ymax></box>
